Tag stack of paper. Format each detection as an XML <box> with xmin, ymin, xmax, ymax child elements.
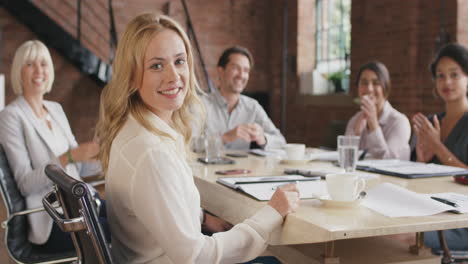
<box><xmin>362</xmin><ymin>183</ymin><xmax>466</xmax><ymax>217</ymax></box>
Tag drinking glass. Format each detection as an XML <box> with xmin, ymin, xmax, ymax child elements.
<box><xmin>337</xmin><ymin>136</ymin><xmax>360</xmax><ymax>172</ymax></box>
<box><xmin>205</xmin><ymin>134</ymin><xmax>223</xmax><ymax>162</ymax></box>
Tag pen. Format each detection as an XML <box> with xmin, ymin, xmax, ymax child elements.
<box><xmin>359</xmin><ymin>149</ymin><xmax>368</xmax><ymax>161</ymax></box>
<box><xmin>431</xmin><ymin>196</ymin><xmax>459</xmax><ymax>207</ymax></box>
<box><xmin>234</xmin><ymin>178</ymin><xmax>320</xmax><ymax>185</ymax></box>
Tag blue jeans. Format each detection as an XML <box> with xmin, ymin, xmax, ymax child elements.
<box><xmin>425</xmin><ymin>229</ymin><xmax>468</xmax><ymax>252</ymax></box>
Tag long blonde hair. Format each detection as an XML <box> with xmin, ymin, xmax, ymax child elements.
<box><xmin>95</xmin><ymin>12</ymin><xmax>204</xmax><ymax>173</ymax></box>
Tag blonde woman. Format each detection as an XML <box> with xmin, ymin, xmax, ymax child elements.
<box><xmin>0</xmin><ymin>40</ymin><xmax>102</xmax><ymax>252</ymax></box>
<box><xmin>96</xmin><ymin>12</ymin><xmax>300</xmax><ymax>263</ymax></box>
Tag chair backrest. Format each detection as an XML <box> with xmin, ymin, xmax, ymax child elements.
<box><xmin>0</xmin><ymin>144</ymin><xmax>76</xmax><ymax>263</ymax></box>
<box><xmin>43</xmin><ymin>164</ymin><xmax>113</xmax><ymax>264</ymax></box>
<box><xmin>321</xmin><ymin>120</ymin><xmax>348</xmax><ymax>149</ymax></box>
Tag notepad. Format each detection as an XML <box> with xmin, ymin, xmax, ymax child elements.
<box><xmin>362</xmin><ymin>183</ymin><xmax>468</xmax><ymax>217</ymax></box>
<box><xmin>217</xmin><ymin>175</ymin><xmax>326</xmax><ymax>201</ymax></box>
<box><xmin>357</xmin><ymin>159</ymin><xmax>468</xmax><ymax>178</ymax></box>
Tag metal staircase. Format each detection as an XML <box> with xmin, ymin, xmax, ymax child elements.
<box><xmin>1</xmin><ymin>0</ymin><xmax>117</xmax><ymax>85</ymax></box>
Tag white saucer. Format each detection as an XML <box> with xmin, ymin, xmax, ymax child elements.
<box><xmin>318</xmin><ymin>195</ymin><xmax>363</xmax><ymax>208</ymax></box>
<box><xmin>280</xmin><ymin>159</ymin><xmax>311</xmax><ymax>165</ymax></box>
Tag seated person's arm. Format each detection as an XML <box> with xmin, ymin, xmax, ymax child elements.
<box><xmin>251</xmin><ymin>103</ymin><xmax>285</xmax><ymax>149</ymax></box>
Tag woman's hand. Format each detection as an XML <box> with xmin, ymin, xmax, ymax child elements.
<box><xmin>412</xmin><ymin>113</ymin><xmax>442</xmax><ymax>162</ymax></box>
<box><xmin>353</xmin><ymin>112</ymin><xmax>368</xmax><ymax>136</ymax></box>
<box><xmin>415</xmin><ymin>140</ymin><xmax>435</xmax><ymax>162</ymax></box>
<box><xmin>71</xmin><ymin>141</ymin><xmax>100</xmax><ymax>162</ymax></box>
<box><xmin>360</xmin><ymin>95</ymin><xmax>379</xmax><ymax>132</ymax></box>
<box><xmin>412</xmin><ymin>113</ymin><xmax>442</xmax><ymax>148</ymax></box>
<box><xmin>202</xmin><ymin>213</ymin><xmax>233</xmax><ymax>233</ymax></box>
<box><xmin>267</xmin><ymin>183</ymin><xmax>300</xmax><ymax>218</ymax></box>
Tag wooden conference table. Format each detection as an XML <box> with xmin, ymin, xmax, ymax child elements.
<box><xmin>190</xmin><ymin>152</ymin><xmax>468</xmax><ymax>264</ymax></box>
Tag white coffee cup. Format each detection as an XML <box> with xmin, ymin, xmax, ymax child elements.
<box><xmin>284</xmin><ymin>143</ymin><xmax>305</xmax><ymax>160</ymax></box>
<box><xmin>325</xmin><ymin>173</ymin><xmax>366</xmax><ymax>201</ymax></box>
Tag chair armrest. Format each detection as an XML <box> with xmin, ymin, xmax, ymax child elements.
<box><xmin>42</xmin><ymin>190</ymin><xmax>86</xmax><ymax>232</ymax></box>
<box><xmin>1</xmin><ymin>202</ymin><xmax>59</xmax><ymax>229</ymax></box>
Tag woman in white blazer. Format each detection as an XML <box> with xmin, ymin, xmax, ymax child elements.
<box><xmin>0</xmin><ymin>40</ymin><xmax>101</xmax><ymax>252</ymax></box>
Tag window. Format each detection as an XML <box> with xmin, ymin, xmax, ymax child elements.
<box><xmin>313</xmin><ymin>0</ymin><xmax>351</xmax><ymax>95</ymax></box>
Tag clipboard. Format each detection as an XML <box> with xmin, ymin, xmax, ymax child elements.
<box><xmin>356</xmin><ymin>160</ymin><xmax>468</xmax><ymax>179</ymax></box>
<box><xmin>217</xmin><ymin>175</ymin><xmax>323</xmax><ymax>201</ymax></box>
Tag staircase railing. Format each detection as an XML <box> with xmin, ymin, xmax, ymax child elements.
<box><xmin>1</xmin><ymin>0</ymin><xmax>118</xmax><ymax>84</ymax></box>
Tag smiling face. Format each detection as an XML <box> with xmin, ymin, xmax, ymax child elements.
<box><xmin>435</xmin><ymin>57</ymin><xmax>468</xmax><ymax>103</ymax></box>
<box><xmin>21</xmin><ymin>58</ymin><xmax>50</xmax><ymax>98</ymax></box>
<box><xmin>218</xmin><ymin>53</ymin><xmax>251</xmax><ymax>95</ymax></box>
<box><xmin>138</xmin><ymin>29</ymin><xmax>189</xmax><ymax>123</ymax></box>
<box><xmin>358</xmin><ymin>69</ymin><xmax>386</xmax><ymax>111</ymax></box>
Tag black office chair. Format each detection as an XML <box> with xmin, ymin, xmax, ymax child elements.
<box><xmin>0</xmin><ymin>145</ymin><xmax>76</xmax><ymax>263</ymax></box>
<box><xmin>320</xmin><ymin>120</ymin><xmax>348</xmax><ymax>149</ymax></box>
<box><xmin>43</xmin><ymin>164</ymin><xmax>113</xmax><ymax>264</ymax></box>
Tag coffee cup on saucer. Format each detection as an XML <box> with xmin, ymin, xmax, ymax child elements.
<box><xmin>325</xmin><ymin>173</ymin><xmax>366</xmax><ymax>202</ymax></box>
<box><xmin>284</xmin><ymin>143</ymin><xmax>306</xmax><ymax>160</ymax></box>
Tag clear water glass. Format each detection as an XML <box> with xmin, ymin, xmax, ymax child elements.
<box><xmin>205</xmin><ymin>134</ymin><xmax>223</xmax><ymax>162</ymax></box>
<box><xmin>337</xmin><ymin>136</ymin><xmax>360</xmax><ymax>172</ymax></box>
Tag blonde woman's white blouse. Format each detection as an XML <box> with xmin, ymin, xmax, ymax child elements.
<box><xmin>106</xmin><ymin>113</ymin><xmax>283</xmax><ymax>264</ymax></box>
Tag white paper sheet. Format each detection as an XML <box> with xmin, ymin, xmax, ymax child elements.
<box><xmin>362</xmin><ymin>183</ymin><xmax>454</xmax><ymax>217</ymax></box>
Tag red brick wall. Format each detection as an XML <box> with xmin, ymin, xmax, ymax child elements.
<box><xmin>1</xmin><ymin>0</ymin><xmax>467</xmax><ymax>146</ymax></box>
<box><xmin>350</xmin><ymin>0</ymin><xmax>456</xmax><ymax>116</ymax></box>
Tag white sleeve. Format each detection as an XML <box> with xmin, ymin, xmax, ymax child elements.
<box><xmin>253</xmin><ymin>102</ymin><xmax>286</xmax><ymax>149</ymax></box>
<box><xmin>131</xmin><ymin>149</ymin><xmax>283</xmax><ymax>264</ymax></box>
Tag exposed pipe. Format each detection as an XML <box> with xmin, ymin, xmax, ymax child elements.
<box><xmin>181</xmin><ymin>0</ymin><xmax>214</xmax><ymax>92</ymax></box>
<box><xmin>280</xmin><ymin>0</ymin><xmax>289</xmax><ymax>136</ymax></box>
<box><xmin>108</xmin><ymin>0</ymin><xmax>118</xmax><ymax>61</ymax></box>
<box><xmin>77</xmin><ymin>0</ymin><xmax>81</xmax><ymax>43</ymax></box>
